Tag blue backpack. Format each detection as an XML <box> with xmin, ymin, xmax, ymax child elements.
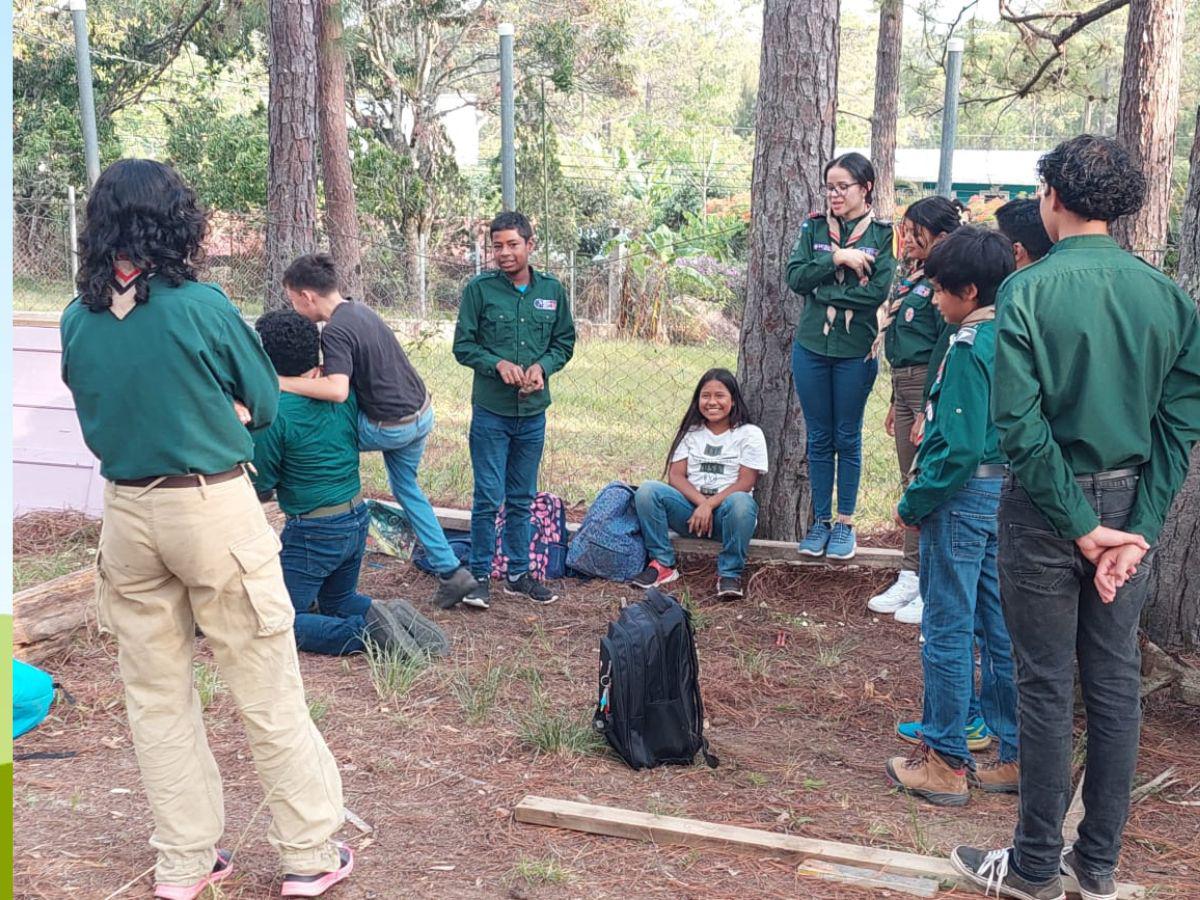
<box><xmin>13</xmin><ymin>659</ymin><xmax>55</xmax><ymax>739</ymax></box>
<box><xmin>566</xmin><ymin>481</ymin><xmax>647</xmax><ymax>582</ymax></box>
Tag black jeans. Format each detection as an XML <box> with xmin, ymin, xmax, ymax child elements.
<box><xmin>999</xmin><ymin>475</ymin><xmax>1152</xmax><ymax>880</ymax></box>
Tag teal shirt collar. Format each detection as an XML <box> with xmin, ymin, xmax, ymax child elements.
<box><xmin>1048</xmin><ymin>234</ymin><xmax>1120</xmax><ymax>254</ymax></box>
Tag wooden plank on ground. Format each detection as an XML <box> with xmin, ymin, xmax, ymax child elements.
<box><xmin>513</xmin><ymin>796</ymin><xmax>1144</xmax><ymax>899</ymax></box>
<box><xmin>798</xmin><ymin>858</ymin><xmax>939</xmax><ymax>897</ymax></box>
<box><xmin>431</xmin><ymin>506</ymin><xmax>902</xmax><ymax>570</ymax></box>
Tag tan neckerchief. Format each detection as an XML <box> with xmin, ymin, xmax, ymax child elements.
<box><xmin>960</xmin><ymin>305</ymin><xmax>997</xmax><ymax>327</ymax></box>
<box><xmin>822</xmin><ymin>207</ymin><xmax>875</xmax><ymax>337</ymax></box>
<box><xmin>870</xmin><ymin>264</ymin><xmax>925</xmax><ymax>358</ymax></box>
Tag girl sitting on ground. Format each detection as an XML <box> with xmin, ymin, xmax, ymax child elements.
<box><xmin>631</xmin><ymin>368</ymin><xmax>768</xmax><ymax>600</ymax></box>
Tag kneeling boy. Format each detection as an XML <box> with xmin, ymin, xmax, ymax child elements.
<box><xmin>252</xmin><ymin>310</ymin><xmax>448</xmax><ymax>658</ymax></box>
<box><xmin>886</xmin><ymin>226</ymin><xmax>1019</xmax><ymax>807</ymax></box>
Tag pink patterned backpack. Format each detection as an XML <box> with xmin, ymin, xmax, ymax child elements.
<box><xmin>491</xmin><ymin>491</ymin><xmax>568</xmax><ymax>581</ymax></box>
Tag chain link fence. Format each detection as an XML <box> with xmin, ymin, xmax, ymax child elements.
<box><xmin>12</xmin><ymin>199</ymin><xmax>903</xmax><ymax>531</ymax></box>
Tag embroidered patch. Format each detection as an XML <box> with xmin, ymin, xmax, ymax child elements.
<box><xmin>926</xmin><ymin>401</ymin><xmax>934</xmax><ymax>422</ymax></box>
<box><xmin>814</xmin><ymin>242</ymin><xmax>832</xmax><ymax>252</ymax></box>
<box><xmin>533</xmin><ymin>297</ymin><xmax>557</xmax><ymax>311</ymax></box>
<box><xmin>861</xmin><ymin>247</ymin><xmax>878</xmax><ymax>258</ymax></box>
<box><xmin>905</xmin><ymin>307</ymin><xmax>915</xmax><ymax>323</ymax></box>
<box><xmin>914</xmin><ymin>285</ymin><xmax>931</xmax><ymax>297</ymax></box>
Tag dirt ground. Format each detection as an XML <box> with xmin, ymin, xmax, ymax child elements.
<box><xmin>12</xmin><ymin>538</ymin><xmax>1200</xmax><ymax>899</ymax></box>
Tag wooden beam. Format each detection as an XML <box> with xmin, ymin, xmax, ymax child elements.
<box><xmin>430</xmin><ymin>506</ymin><xmax>902</xmax><ymax>570</ymax></box>
<box><xmin>513</xmin><ymin>796</ymin><xmax>1145</xmax><ymax>899</ymax></box>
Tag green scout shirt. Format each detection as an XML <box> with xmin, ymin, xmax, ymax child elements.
<box><xmin>923</xmin><ymin>323</ymin><xmax>955</xmax><ymax>401</ymax></box>
<box><xmin>786</xmin><ymin>213</ymin><xmax>897</xmax><ymax>359</ymax></box>
<box><xmin>993</xmin><ymin>235</ymin><xmax>1200</xmax><ymax>543</ymax></box>
<box><xmin>899</xmin><ymin>318</ymin><xmax>1002</xmax><ymax>524</ymax></box>
<box><xmin>885</xmin><ymin>273</ymin><xmax>951</xmax><ymax>370</ymax></box>
<box><xmin>60</xmin><ymin>278</ymin><xmax>278</xmax><ymax>481</ymax></box>
<box><xmin>452</xmin><ymin>267</ymin><xmax>576</xmax><ymax>417</ymax></box>
<box><xmin>250</xmin><ymin>392</ymin><xmax>361</xmax><ymax>516</ymax></box>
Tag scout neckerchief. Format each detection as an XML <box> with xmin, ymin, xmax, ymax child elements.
<box><xmin>915</xmin><ymin>304</ymin><xmax>999</xmax><ymax>445</ymax></box>
<box><xmin>109</xmin><ymin>255</ymin><xmax>148</xmax><ymax>319</ymax></box>
<box><xmin>869</xmin><ymin>263</ymin><xmax>925</xmax><ymax>359</ymax></box>
<box><xmin>822</xmin><ymin>207</ymin><xmax>875</xmax><ymax>337</ymax></box>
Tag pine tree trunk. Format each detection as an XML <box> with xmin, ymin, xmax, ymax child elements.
<box><xmin>1142</xmin><ymin>115</ymin><xmax>1200</xmax><ymax>651</ymax></box>
<box><xmin>736</xmin><ymin>0</ymin><xmax>838</xmax><ymax>540</ymax></box>
<box><xmin>1177</xmin><ymin>109</ymin><xmax>1200</xmax><ymax>301</ymax></box>
<box><xmin>317</xmin><ymin>0</ymin><xmax>363</xmax><ymax>300</ymax></box>
<box><xmin>1112</xmin><ymin>0</ymin><xmax>1185</xmax><ymax>267</ymax></box>
<box><xmin>265</xmin><ymin>0</ymin><xmax>319</xmax><ymax>311</ymax></box>
<box><xmin>870</xmin><ymin>0</ymin><xmax>903</xmax><ymax>220</ymax></box>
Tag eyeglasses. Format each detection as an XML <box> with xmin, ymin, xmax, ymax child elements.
<box><xmin>822</xmin><ymin>182</ymin><xmax>861</xmax><ymax>196</ymax></box>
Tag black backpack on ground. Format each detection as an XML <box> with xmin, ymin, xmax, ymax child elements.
<box><xmin>593</xmin><ymin>588</ymin><xmax>719</xmax><ymax>770</ymax></box>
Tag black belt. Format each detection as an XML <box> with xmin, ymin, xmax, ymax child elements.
<box><xmin>297</xmin><ymin>493</ymin><xmax>365</xmax><ymax>519</ymax></box>
<box><xmin>114</xmin><ymin>465</ymin><xmax>245</xmax><ymax>489</ymax></box>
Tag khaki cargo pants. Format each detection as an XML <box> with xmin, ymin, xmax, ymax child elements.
<box><xmin>891</xmin><ymin>365</ymin><xmax>927</xmax><ymax>573</ymax></box>
<box><xmin>96</xmin><ymin>473</ymin><xmax>343</xmax><ymax>884</ymax></box>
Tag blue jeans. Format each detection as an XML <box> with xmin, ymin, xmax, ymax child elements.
<box><xmin>358</xmin><ymin>406</ymin><xmax>460</xmax><ymax>574</ymax></box>
<box><xmin>279</xmin><ymin>504</ymin><xmax>373</xmax><ymax>656</ymax></box>
<box><xmin>468</xmin><ymin>406</ymin><xmax>546</xmax><ymax>579</ymax></box>
<box><xmin>634</xmin><ymin>481</ymin><xmax>758</xmax><ymax>578</ymax></box>
<box><xmin>917</xmin><ymin>477</ymin><xmax>1018</xmax><ymax>764</ymax></box>
<box><xmin>791</xmin><ymin>342</ymin><xmax>878</xmax><ymax>520</ymax></box>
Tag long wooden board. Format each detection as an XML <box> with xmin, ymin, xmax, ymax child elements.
<box><xmin>430</xmin><ymin>506</ymin><xmax>902</xmax><ymax>570</ymax></box>
<box><xmin>513</xmin><ymin>796</ymin><xmax>1145</xmax><ymax>899</ymax></box>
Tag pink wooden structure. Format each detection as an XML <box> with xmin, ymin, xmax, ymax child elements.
<box><xmin>13</xmin><ymin>313</ymin><xmax>105</xmax><ymax>518</ymax></box>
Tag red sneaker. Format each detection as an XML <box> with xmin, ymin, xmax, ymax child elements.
<box><xmin>630</xmin><ymin>560</ymin><xmax>679</xmax><ymax>589</ymax></box>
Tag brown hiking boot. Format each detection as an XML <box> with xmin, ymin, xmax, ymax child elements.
<box><xmin>969</xmin><ymin>759</ymin><xmax>1020</xmax><ymax>794</ymax></box>
<box><xmin>885</xmin><ymin>743</ymin><xmax>968</xmax><ymax>807</ymax></box>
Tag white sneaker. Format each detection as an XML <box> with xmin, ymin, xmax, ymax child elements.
<box><xmin>894</xmin><ymin>593</ymin><xmax>924</xmax><ymax>624</ymax></box>
<box><xmin>868</xmin><ymin>571</ymin><xmax>920</xmax><ymax>614</ymax></box>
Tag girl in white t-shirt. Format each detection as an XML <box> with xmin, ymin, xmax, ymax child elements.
<box><xmin>632</xmin><ymin>368</ymin><xmax>769</xmax><ymax>600</ymax></box>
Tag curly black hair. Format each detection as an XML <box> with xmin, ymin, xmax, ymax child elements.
<box><xmin>75</xmin><ymin>159</ymin><xmax>208</xmax><ymax>312</ymax></box>
<box><xmin>255</xmin><ymin>309</ymin><xmax>321</xmax><ymax>377</ymax></box>
<box><xmin>1037</xmin><ymin>135</ymin><xmax>1147</xmax><ymax>223</ymax></box>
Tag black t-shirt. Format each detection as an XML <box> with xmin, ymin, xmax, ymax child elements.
<box><xmin>321</xmin><ymin>300</ymin><xmax>428</xmax><ymax>421</ymax></box>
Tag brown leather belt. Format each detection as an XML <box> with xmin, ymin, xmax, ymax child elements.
<box><xmin>114</xmin><ymin>465</ymin><xmax>246</xmax><ymax>489</ymax></box>
<box><xmin>370</xmin><ymin>392</ymin><xmax>432</xmax><ymax>429</ymax></box>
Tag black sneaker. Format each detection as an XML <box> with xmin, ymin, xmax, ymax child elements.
<box><xmin>281</xmin><ymin>844</ymin><xmax>353</xmax><ymax>897</ymax></box>
<box><xmin>951</xmin><ymin>846</ymin><xmax>1065</xmax><ymax>900</ymax></box>
<box><xmin>363</xmin><ymin>603</ymin><xmax>424</xmax><ymax>657</ymax></box>
<box><xmin>717</xmin><ymin>576</ymin><xmax>744</xmax><ymax>600</ymax></box>
<box><xmin>504</xmin><ymin>572</ymin><xmax>558</xmax><ymax>605</ymax></box>
<box><xmin>384</xmin><ymin>599</ymin><xmax>451</xmax><ymax>657</ymax></box>
<box><xmin>461</xmin><ymin>578</ymin><xmax>490</xmax><ymax>610</ymax></box>
<box><xmin>435</xmin><ymin>566</ymin><xmax>478</xmax><ymax>609</ymax></box>
<box><xmin>1060</xmin><ymin>847</ymin><xmax>1117</xmax><ymax>900</ymax></box>
<box><xmin>630</xmin><ymin>561</ymin><xmax>680</xmax><ymax>589</ymax></box>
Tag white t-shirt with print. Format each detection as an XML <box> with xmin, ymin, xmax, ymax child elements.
<box><xmin>670</xmin><ymin>424</ymin><xmax>769</xmax><ymax>495</ymax></box>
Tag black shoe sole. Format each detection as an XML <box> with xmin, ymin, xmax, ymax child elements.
<box><xmin>503</xmin><ymin>584</ymin><xmax>558</xmax><ymax>604</ymax></box>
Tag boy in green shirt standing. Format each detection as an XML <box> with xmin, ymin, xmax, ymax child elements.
<box><xmin>884</xmin><ymin>226</ymin><xmax>1019</xmax><ymax>808</ymax></box>
<box><xmin>453</xmin><ymin>211</ymin><xmax>576</xmax><ymax>608</ymax></box>
<box><xmin>953</xmin><ymin>136</ymin><xmax>1200</xmax><ymax>900</ymax></box>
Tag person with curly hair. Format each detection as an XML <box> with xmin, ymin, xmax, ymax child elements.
<box><xmin>250</xmin><ymin>309</ymin><xmax>449</xmax><ymax>660</ymax></box>
<box><xmin>59</xmin><ymin>159</ymin><xmax>352</xmax><ymax>899</ymax></box>
<box><xmin>951</xmin><ymin>136</ymin><xmax>1200</xmax><ymax>900</ymax></box>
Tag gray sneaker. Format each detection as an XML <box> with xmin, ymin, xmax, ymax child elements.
<box><xmin>462</xmin><ymin>578</ymin><xmax>490</xmax><ymax>610</ymax></box>
<box><xmin>384</xmin><ymin>599</ymin><xmax>451</xmax><ymax>657</ymax></box>
<box><xmin>950</xmin><ymin>846</ymin><xmax>1065</xmax><ymax>900</ymax></box>
<box><xmin>1060</xmin><ymin>847</ymin><xmax>1117</xmax><ymax>900</ymax></box>
<box><xmin>716</xmin><ymin>576</ymin><xmax>744</xmax><ymax>600</ymax></box>
<box><xmin>363</xmin><ymin>603</ymin><xmax>424</xmax><ymax>658</ymax></box>
<box><xmin>435</xmin><ymin>566</ymin><xmax>478</xmax><ymax>609</ymax></box>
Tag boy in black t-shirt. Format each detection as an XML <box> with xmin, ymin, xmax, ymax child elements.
<box><xmin>280</xmin><ymin>253</ymin><xmax>477</xmax><ymax>609</ymax></box>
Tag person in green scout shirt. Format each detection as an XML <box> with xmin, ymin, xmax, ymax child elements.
<box><xmin>787</xmin><ymin>152</ymin><xmax>896</xmax><ymax>561</ymax></box>
<box><xmin>952</xmin><ymin>135</ymin><xmax>1200</xmax><ymax>900</ymax></box>
<box><xmin>883</xmin><ymin>226</ymin><xmax>1019</xmax><ymax>809</ymax></box>
<box><xmin>453</xmin><ymin>211</ymin><xmax>576</xmax><ymax>609</ymax></box>
<box><xmin>994</xmin><ymin>198</ymin><xmax>1051</xmax><ymax>269</ymax></box>
<box><xmin>279</xmin><ymin>253</ymin><xmax>477</xmax><ymax>610</ymax></box>
<box><xmin>59</xmin><ymin>159</ymin><xmax>351</xmax><ymax>898</ymax></box>
<box><xmin>869</xmin><ymin>196</ymin><xmax>962</xmax><ymax>627</ymax></box>
<box><xmin>250</xmin><ymin>310</ymin><xmax>449</xmax><ymax>661</ymax></box>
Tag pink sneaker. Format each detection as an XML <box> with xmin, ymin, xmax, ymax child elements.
<box><xmin>280</xmin><ymin>845</ymin><xmax>354</xmax><ymax>897</ymax></box>
<box><xmin>154</xmin><ymin>850</ymin><xmax>233</xmax><ymax>900</ymax></box>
